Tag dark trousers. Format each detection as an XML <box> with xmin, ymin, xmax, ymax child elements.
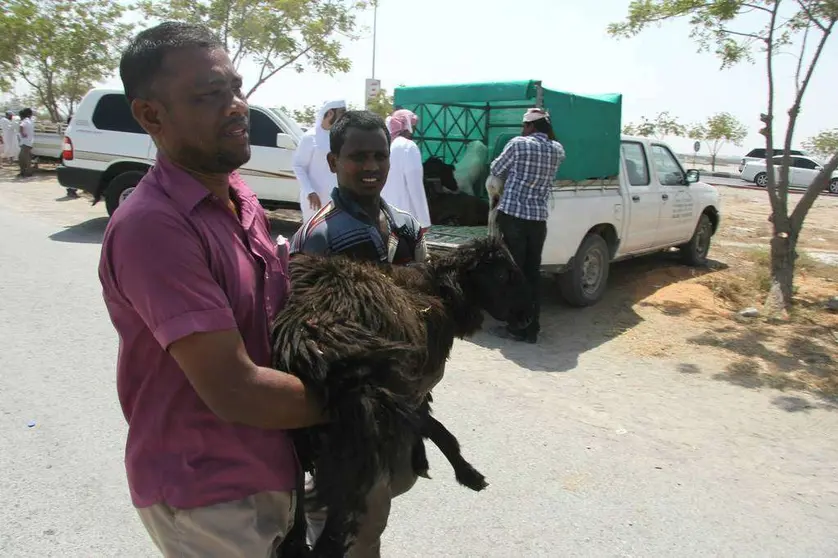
<box><xmin>496</xmin><ymin>210</ymin><xmax>546</xmax><ymax>336</ymax></box>
<box><xmin>18</xmin><ymin>145</ymin><xmax>33</xmax><ymax>177</ymax></box>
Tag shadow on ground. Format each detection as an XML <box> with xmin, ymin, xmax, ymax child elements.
<box><xmin>468</xmin><ymin>251</ymin><xmax>727</xmax><ymax>373</ymax></box>
<box><xmin>49</xmin><ymin>217</ymin><xmax>109</xmax><ymax>244</ymax></box>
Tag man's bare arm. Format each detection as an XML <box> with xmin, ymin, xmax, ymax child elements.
<box><xmin>168</xmin><ymin>328</ymin><xmax>327</xmax><ymax>430</ymax></box>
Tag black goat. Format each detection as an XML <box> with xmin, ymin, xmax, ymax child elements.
<box><xmin>271</xmin><ymin>236</ymin><xmax>534</xmax><ymax>557</ymax></box>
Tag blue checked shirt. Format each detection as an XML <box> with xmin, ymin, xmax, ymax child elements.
<box><xmin>489</xmin><ymin>132</ymin><xmax>566</xmax><ymax>221</ymax></box>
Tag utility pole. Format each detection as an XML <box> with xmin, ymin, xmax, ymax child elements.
<box><xmin>365</xmin><ymin>1</ymin><xmax>381</xmax><ymax>110</ymax></box>
<box><xmin>372</xmin><ymin>0</ymin><xmax>378</xmax><ymax>79</ymax></box>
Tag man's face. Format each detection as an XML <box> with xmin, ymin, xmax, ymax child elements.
<box><xmin>131</xmin><ymin>46</ymin><xmax>250</xmax><ymax>174</ymax></box>
<box><xmin>323</xmin><ymin>107</ymin><xmax>347</xmax><ymax>130</ymax></box>
<box><xmin>327</xmin><ymin>127</ymin><xmax>390</xmax><ymax>199</ymax></box>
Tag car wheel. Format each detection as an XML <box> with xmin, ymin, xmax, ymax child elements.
<box><xmin>105</xmin><ymin>170</ymin><xmax>147</xmax><ymax>216</ymax></box>
<box><xmin>680</xmin><ymin>214</ymin><xmax>713</xmax><ymax>266</ymax></box>
<box><xmin>559</xmin><ymin>233</ymin><xmax>610</xmax><ymax>307</ymax></box>
<box><xmin>754</xmin><ymin>172</ymin><xmax>768</xmax><ymax>188</ymax></box>
<box><xmin>829</xmin><ymin>178</ymin><xmax>838</xmax><ymax>194</ymax></box>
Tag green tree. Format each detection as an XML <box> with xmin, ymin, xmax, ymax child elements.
<box><xmin>365</xmin><ymin>88</ymin><xmax>394</xmax><ymax>120</ymax></box>
<box><xmin>689</xmin><ymin>112</ymin><xmax>748</xmax><ymax>171</ymax></box>
<box><xmin>609</xmin><ymin>0</ymin><xmax>838</xmax><ymax>315</ymax></box>
<box><xmin>0</xmin><ymin>0</ymin><xmax>133</xmax><ymax>122</ymax></box>
<box><xmin>802</xmin><ymin>128</ymin><xmax>838</xmax><ymax>160</ymax></box>
<box><xmin>277</xmin><ymin>104</ymin><xmax>318</xmax><ymax>128</ymax></box>
<box><xmin>138</xmin><ymin>0</ymin><xmax>369</xmax><ymax>99</ymax></box>
<box><xmin>622</xmin><ymin>111</ymin><xmax>686</xmax><ymax>139</ymax></box>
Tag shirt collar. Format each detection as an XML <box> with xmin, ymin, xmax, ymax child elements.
<box><xmin>151</xmin><ymin>152</ymin><xmax>259</xmax><ymax>228</ymax></box>
<box><xmin>329</xmin><ymin>186</ymin><xmax>396</xmax><ymax>225</ymax></box>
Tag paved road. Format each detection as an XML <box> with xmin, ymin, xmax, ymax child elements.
<box><xmin>2</xmin><ymin>177</ymin><xmax>838</xmax><ymax>557</ymax></box>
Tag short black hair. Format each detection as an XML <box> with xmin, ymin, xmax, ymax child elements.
<box><xmin>119</xmin><ymin>21</ymin><xmax>225</xmax><ymax>103</ymax></box>
<box><xmin>330</xmin><ymin>110</ymin><xmax>391</xmax><ymax>154</ymax></box>
<box><xmin>19</xmin><ymin>108</ymin><xmax>33</xmax><ymax>119</ymax></box>
<box><xmin>532</xmin><ymin>117</ymin><xmax>556</xmax><ymax>141</ymax></box>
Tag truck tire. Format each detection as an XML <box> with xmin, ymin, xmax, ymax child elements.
<box><xmin>680</xmin><ymin>213</ymin><xmax>713</xmax><ymax>266</ymax></box>
<box><xmin>559</xmin><ymin>233</ymin><xmax>610</xmax><ymax>307</ymax></box>
<box><xmin>754</xmin><ymin>172</ymin><xmax>768</xmax><ymax>187</ymax></box>
<box><xmin>105</xmin><ymin>170</ymin><xmax>146</xmax><ymax>216</ymax></box>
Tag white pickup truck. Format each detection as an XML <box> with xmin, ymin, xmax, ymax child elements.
<box><xmin>57</xmin><ymin>88</ymin><xmax>304</xmax><ymax>215</ymax></box>
<box><xmin>426</xmin><ymin>135</ymin><xmax>722</xmax><ymax>306</ymax></box>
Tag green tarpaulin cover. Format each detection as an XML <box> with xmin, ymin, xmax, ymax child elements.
<box><xmin>393</xmin><ymin>80</ymin><xmax>622</xmax><ymax>182</ymax></box>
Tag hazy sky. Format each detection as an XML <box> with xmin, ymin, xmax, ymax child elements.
<box><xmin>97</xmin><ymin>0</ymin><xmax>837</xmax><ymax>157</ymax></box>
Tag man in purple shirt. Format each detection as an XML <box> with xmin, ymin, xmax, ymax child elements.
<box><xmin>97</xmin><ymin>22</ymin><xmax>326</xmax><ymax>556</ymax></box>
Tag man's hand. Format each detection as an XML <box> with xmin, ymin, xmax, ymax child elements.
<box><xmin>168</xmin><ymin>328</ymin><xmax>327</xmax><ymax>430</ymax></box>
<box><xmin>308</xmin><ymin>193</ymin><xmax>322</xmax><ymax>211</ymax></box>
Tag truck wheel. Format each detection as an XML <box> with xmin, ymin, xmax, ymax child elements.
<box><xmin>680</xmin><ymin>213</ymin><xmax>713</xmax><ymax>266</ymax></box>
<box><xmin>754</xmin><ymin>172</ymin><xmax>768</xmax><ymax>187</ymax></box>
<box><xmin>105</xmin><ymin>170</ymin><xmax>146</xmax><ymax>216</ymax></box>
<box><xmin>559</xmin><ymin>233</ymin><xmax>610</xmax><ymax>307</ymax></box>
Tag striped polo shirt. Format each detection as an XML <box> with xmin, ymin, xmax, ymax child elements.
<box><xmin>289</xmin><ymin>187</ymin><xmax>428</xmax><ymax>264</ymax></box>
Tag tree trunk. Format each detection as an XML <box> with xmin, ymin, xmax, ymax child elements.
<box><xmin>765</xmin><ymin>233</ymin><xmax>796</xmax><ymax>315</ymax></box>
<box><xmin>710</xmin><ymin>154</ymin><xmax>716</xmax><ymax>171</ymax></box>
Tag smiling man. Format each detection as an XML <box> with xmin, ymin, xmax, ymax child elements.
<box><xmin>97</xmin><ymin>22</ymin><xmax>327</xmax><ymax>557</ymax></box>
<box><xmin>290</xmin><ymin>110</ymin><xmax>428</xmax><ymax>266</ymax></box>
<box><xmin>289</xmin><ymin>110</ymin><xmax>428</xmax><ymax>557</ymax></box>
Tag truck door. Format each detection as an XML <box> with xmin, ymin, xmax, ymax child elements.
<box><xmin>650</xmin><ymin>143</ymin><xmax>695</xmax><ymax>246</ymax></box>
<box><xmin>619</xmin><ymin>141</ymin><xmax>660</xmax><ymax>253</ymax></box>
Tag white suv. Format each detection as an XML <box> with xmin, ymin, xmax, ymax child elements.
<box><xmin>58</xmin><ymin>88</ymin><xmax>304</xmax><ymax>216</ymax></box>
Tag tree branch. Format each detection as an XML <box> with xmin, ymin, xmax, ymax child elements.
<box><xmin>795</xmin><ymin>0</ymin><xmax>827</xmax><ymax>32</ymax></box>
<box><xmin>720</xmin><ymin>28</ymin><xmax>763</xmax><ymax>40</ymax></box>
<box><xmin>763</xmin><ymin>0</ymin><xmax>783</xmax><ymax>222</ymax></box>
<box><xmin>245</xmin><ymin>45</ymin><xmax>314</xmax><ymax>99</ymax></box>
<box><xmin>742</xmin><ymin>3</ymin><xmax>774</xmax><ymax>14</ymax></box>
<box><xmin>781</xmin><ymin>18</ymin><xmax>834</xmax><ymax>205</ymax></box>
<box><xmin>790</xmin><ymin>151</ymin><xmax>838</xmax><ymax>230</ymax></box>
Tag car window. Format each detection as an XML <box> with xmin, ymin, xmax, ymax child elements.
<box><xmin>249</xmin><ymin>108</ymin><xmax>285</xmax><ymax>148</ymax></box>
<box><xmin>621</xmin><ymin>141</ymin><xmax>650</xmax><ymax>187</ymax></box>
<box><xmin>650</xmin><ymin>144</ymin><xmax>685</xmax><ymax>186</ymax></box>
<box><xmin>91</xmin><ymin>94</ymin><xmax>147</xmax><ymax>135</ymax></box>
<box><xmin>746</xmin><ymin>148</ymin><xmax>766</xmax><ymax>158</ymax></box>
<box><xmin>793</xmin><ymin>157</ymin><xmax>818</xmax><ymax>170</ymax></box>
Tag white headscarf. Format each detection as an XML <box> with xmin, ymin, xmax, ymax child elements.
<box><xmin>314</xmin><ymin>99</ymin><xmax>347</xmax><ymax>152</ymax></box>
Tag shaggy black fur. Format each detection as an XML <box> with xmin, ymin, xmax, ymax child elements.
<box><xmin>271</xmin><ymin>236</ymin><xmax>534</xmax><ymax>557</ymax></box>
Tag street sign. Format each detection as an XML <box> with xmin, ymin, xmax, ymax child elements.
<box><xmin>693</xmin><ymin>141</ymin><xmax>701</xmax><ymax>152</ymax></box>
<box><xmin>365</xmin><ymin>78</ymin><xmax>381</xmax><ymax>100</ymax></box>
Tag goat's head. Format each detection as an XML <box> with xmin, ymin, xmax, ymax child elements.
<box><xmin>439</xmin><ymin>236</ymin><xmax>535</xmax><ymax>331</ymax></box>
<box><xmin>423</xmin><ymin>157</ymin><xmax>458</xmax><ymax>192</ymax></box>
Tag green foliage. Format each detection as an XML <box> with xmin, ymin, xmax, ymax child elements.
<box><xmin>365</xmin><ymin>89</ymin><xmax>394</xmax><ymax>120</ymax></box>
<box><xmin>622</xmin><ymin>111</ymin><xmax>686</xmax><ymax>138</ymax></box>
<box><xmin>138</xmin><ymin>0</ymin><xmax>369</xmax><ymax>98</ymax></box>
<box><xmin>802</xmin><ymin>128</ymin><xmax>838</xmax><ymax>160</ymax></box>
<box><xmin>277</xmin><ymin>104</ymin><xmax>318</xmax><ymax>128</ymax></box>
<box><xmin>0</xmin><ymin>0</ymin><xmax>133</xmax><ymax>122</ymax></box>
<box><xmin>689</xmin><ymin>112</ymin><xmax>747</xmax><ymax>169</ymax></box>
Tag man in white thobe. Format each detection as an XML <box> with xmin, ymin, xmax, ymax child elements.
<box><xmin>292</xmin><ymin>99</ymin><xmax>347</xmax><ymax>223</ymax></box>
<box><xmin>1</xmin><ymin>111</ymin><xmax>19</xmax><ymax>165</ymax></box>
<box><xmin>381</xmin><ymin>109</ymin><xmax>431</xmax><ymax>228</ymax></box>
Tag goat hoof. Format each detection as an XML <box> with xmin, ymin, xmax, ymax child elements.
<box><xmin>417</xmin><ymin>470</ymin><xmax>432</xmax><ymax>479</ymax></box>
<box><xmin>456</xmin><ymin>466</ymin><xmax>489</xmax><ymax>491</ymax></box>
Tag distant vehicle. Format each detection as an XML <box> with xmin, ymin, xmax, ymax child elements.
<box><xmin>740</xmin><ymin>154</ymin><xmax>838</xmax><ymax>193</ymax></box>
<box><xmin>56</xmin><ymin>88</ymin><xmax>305</xmax><ymax>216</ymax></box>
<box><xmin>738</xmin><ymin>147</ymin><xmax>806</xmax><ymax>173</ymax></box>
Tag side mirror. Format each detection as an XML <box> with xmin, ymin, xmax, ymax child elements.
<box><xmin>685</xmin><ymin>169</ymin><xmax>700</xmax><ymax>184</ymax></box>
<box><xmin>276</xmin><ymin>133</ymin><xmax>296</xmax><ymax>150</ymax></box>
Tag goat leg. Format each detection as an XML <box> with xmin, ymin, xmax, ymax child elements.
<box><xmin>424</xmin><ymin>415</ymin><xmax>488</xmax><ymax>491</ymax></box>
<box><xmin>410</xmin><ymin>437</ymin><xmax>431</xmax><ymax>479</ymax></box>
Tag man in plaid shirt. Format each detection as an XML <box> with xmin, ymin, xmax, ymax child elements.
<box><xmin>488</xmin><ymin>108</ymin><xmax>566</xmax><ymax>343</ymax></box>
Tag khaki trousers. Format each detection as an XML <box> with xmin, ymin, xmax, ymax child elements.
<box><xmin>305</xmin><ymin>443</ymin><xmax>418</xmax><ymax>558</ymax></box>
<box><xmin>136</xmin><ymin>490</ymin><xmax>296</xmax><ymax>558</ymax></box>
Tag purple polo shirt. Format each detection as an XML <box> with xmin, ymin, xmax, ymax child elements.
<box><xmin>98</xmin><ymin>153</ymin><xmax>297</xmax><ymax>509</ymax></box>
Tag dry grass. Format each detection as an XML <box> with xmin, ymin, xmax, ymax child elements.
<box><xmin>616</xmin><ymin>246</ymin><xmax>838</xmax><ymax>399</ymax></box>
